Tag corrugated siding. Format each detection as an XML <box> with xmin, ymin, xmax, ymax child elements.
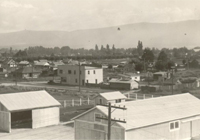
<box><xmin>32</xmin><ymin>107</ymin><xmax>59</xmax><ymax>129</ymax></box>
<box><xmin>0</xmin><ymin>90</ymin><xmax>60</xmax><ymax>111</ymax></box>
<box><xmin>0</xmin><ymin>111</ymin><xmax>11</xmax><ymax>133</ymax></box>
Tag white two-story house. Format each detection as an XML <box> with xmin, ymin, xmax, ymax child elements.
<box><xmin>58</xmin><ymin>64</ymin><xmax>103</xmax><ymax>86</ymax></box>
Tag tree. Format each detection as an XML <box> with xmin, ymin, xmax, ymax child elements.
<box><xmin>182</xmin><ymin>59</ymin><xmax>186</xmax><ymax>65</ymax></box>
<box><xmin>155</xmin><ymin>61</ymin><xmax>166</xmax><ymax>71</ymax></box>
<box><xmin>95</xmin><ymin>44</ymin><xmax>99</xmax><ymax>51</ymax></box>
<box><xmin>157</xmin><ymin>51</ymin><xmax>168</xmax><ymax>62</ymax></box>
<box><xmin>167</xmin><ymin>60</ymin><xmax>175</xmax><ymax>70</ymax></box>
<box><xmin>135</xmin><ymin>62</ymin><xmax>144</xmax><ymax>72</ymax></box>
<box><xmin>189</xmin><ymin>59</ymin><xmax>199</xmax><ymax>68</ymax></box>
<box><xmin>137</xmin><ymin>40</ymin><xmax>143</xmax><ymax>56</ymax></box>
<box><xmin>142</xmin><ymin>48</ymin><xmax>154</xmax><ymax>62</ymax></box>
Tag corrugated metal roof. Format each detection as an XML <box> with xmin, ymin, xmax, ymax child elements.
<box><xmin>99</xmin><ymin>91</ymin><xmax>127</xmax><ymax>101</ymax></box>
<box><xmin>96</xmin><ymin>93</ymin><xmax>200</xmax><ymax>130</ymax></box>
<box><xmin>0</xmin><ymin>90</ymin><xmax>60</xmax><ymax>111</ymax></box>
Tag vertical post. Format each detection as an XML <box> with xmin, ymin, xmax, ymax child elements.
<box><xmin>135</xmin><ymin>94</ymin><xmax>137</xmax><ymax>100</ymax></box>
<box><xmin>72</xmin><ymin>99</ymin><xmax>74</xmax><ymax>107</ymax></box>
<box><xmin>64</xmin><ymin>100</ymin><xmax>66</xmax><ymax>108</ymax></box>
<box><xmin>190</xmin><ymin>121</ymin><xmax>192</xmax><ymax>138</ymax></box>
<box><xmin>80</xmin><ymin>98</ymin><xmax>82</xmax><ymax>106</ymax></box>
<box><xmin>79</xmin><ymin>61</ymin><xmax>81</xmax><ymax>92</ymax></box>
<box><xmin>171</xmin><ymin>68</ymin><xmax>174</xmax><ymax>95</ymax></box>
<box><xmin>108</xmin><ymin>103</ymin><xmax>111</xmax><ymax>140</ymax></box>
<box><xmin>88</xmin><ymin>97</ymin><xmax>90</xmax><ymax>105</ymax></box>
<box><xmin>143</xmin><ymin>94</ymin><xmax>145</xmax><ymax>99</ymax></box>
<box><xmin>152</xmin><ymin>95</ymin><xmax>153</xmax><ymax>98</ymax></box>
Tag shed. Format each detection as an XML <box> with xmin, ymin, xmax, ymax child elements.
<box><xmin>0</xmin><ymin>90</ymin><xmax>60</xmax><ymax>133</ymax></box>
<box><xmin>109</xmin><ymin>79</ymin><xmax>138</xmax><ymax>90</ymax></box>
<box><xmin>94</xmin><ymin>91</ymin><xmax>127</xmax><ymax>105</ymax></box>
<box><xmin>73</xmin><ymin>93</ymin><xmax>200</xmax><ymax>140</ymax></box>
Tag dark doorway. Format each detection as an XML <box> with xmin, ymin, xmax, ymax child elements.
<box><xmin>11</xmin><ymin>110</ymin><xmax>32</xmax><ymax>129</ymax></box>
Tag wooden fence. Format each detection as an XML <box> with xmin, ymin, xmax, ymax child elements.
<box><xmin>124</xmin><ymin>93</ymin><xmax>162</xmax><ymax>101</ymax></box>
<box><xmin>58</xmin><ymin>98</ymin><xmax>95</xmax><ymax>108</ymax></box>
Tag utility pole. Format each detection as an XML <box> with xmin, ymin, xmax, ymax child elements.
<box><xmin>96</xmin><ymin>103</ymin><xmax>127</xmax><ymax>140</ymax></box>
<box><xmin>171</xmin><ymin>66</ymin><xmax>175</xmax><ymax>95</ymax></box>
<box><xmin>78</xmin><ymin>61</ymin><xmax>81</xmax><ymax>92</ymax></box>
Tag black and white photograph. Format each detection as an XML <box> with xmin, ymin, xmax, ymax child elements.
<box><xmin>0</xmin><ymin>0</ymin><xmax>200</xmax><ymax>139</ymax></box>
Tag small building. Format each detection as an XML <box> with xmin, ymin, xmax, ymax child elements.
<box><xmin>13</xmin><ymin>67</ymin><xmax>41</xmax><ymax>79</ymax></box>
<box><xmin>58</xmin><ymin>64</ymin><xmax>103</xmax><ymax>86</ymax></box>
<box><xmin>124</xmin><ymin>73</ymin><xmax>140</xmax><ymax>81</ymax></box>
<box><xmin>153</xmin><ymin>71</ymin><xmax>168</xmax><ymax>81</ymax></box>
<box><xmin>0</xmin><ymin>90</ymin><xmax>60</xmax><ymax>133</ymax></box>
<box><xmin>18</xmin><ymin>61</ymin><xmax>30</xmax><ymax>67</ymax></box>
<box><xmin>94</xmin><ymin>91</ymin><xmax>127</xmax><ymax>105</ymax></box>
<box><xmin>109</xmin><ymin>78</ymin><xmax>138</xmax><ymax>90</ymax></box>
<box><xmin>73</xmin><ymin>93</ymin><xmax>200</xmax><ymax>140</ymax></box>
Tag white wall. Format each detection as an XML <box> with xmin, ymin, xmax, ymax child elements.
<box><xmin>32</xmin><ymin>107</ymin><xmax>59</xmax><ymax>129</ymax></box>
<box><xmin>0</xmin><ymin>111</ymin><xmax>11</xmax><ymax>133</ymax></box>
<box><xmin>85</xmin><ymin>68</ymin><xmax>103</xmax><ymax>84</ymax></box>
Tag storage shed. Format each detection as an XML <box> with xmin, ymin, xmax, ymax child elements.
<box><xmin>94</xmin><ymin>91</ymin><xmax>127</xmax><ymax>105</ymax></box>
<box><xmin>0</xmin><ymin>90</ymin><xmax>60</xmax><ymax>133</ymax></box>
<box><xmin>73</xmin><ymin>93</ymin><xmax>200</xmax><ymax>140</ymax></box>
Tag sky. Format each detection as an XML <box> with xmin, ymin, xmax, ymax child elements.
<box><xmin>0</xmin><ymin>0</ymin><xmax>200</xmax><ymax>33</ymax></box>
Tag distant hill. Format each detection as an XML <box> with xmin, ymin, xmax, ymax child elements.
<box><xmin>0</xmin><ymin>20</ymin><xmax>200</xmax><ymax>49</ymax></box>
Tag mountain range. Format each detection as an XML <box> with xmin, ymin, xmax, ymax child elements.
<box><xmin>0</xmin><ymin>20</ymin><xmax>200</xmax><ymax>49</ymax></box>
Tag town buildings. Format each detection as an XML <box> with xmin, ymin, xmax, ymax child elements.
<box><xmin>58</xmin><ymin>64</ymin><xmax>103</xmax><ymax>86</ymax></box>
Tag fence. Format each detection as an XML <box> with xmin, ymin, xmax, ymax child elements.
<box><xmin>124</xmin><ymin>93</ymin><xmax>161</xmax><ymax>101</ymax></box>
<box><xmin>59</xmin><ymin>98</ymin><xmax>95</xmax><ymax>108</ymax></box>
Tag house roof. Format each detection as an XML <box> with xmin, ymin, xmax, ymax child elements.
<box><xmin>35</xmin><ymin>61</ymin><xmax>49</xmax><ymax>66</ymax></box>
<box><xmin>153</xmin><ymin>72</ymin><xmax>167</xmax><ymax>75</ymax></box>
<box><xmin>95</xmin><ymin>93</ymin><xmax>200</xmax><ymax>130</ymax></box>
<box><xmin>19</xmin><ymin>61</ymin><xmax>29</xmax><ymax>65</ymax></box>
<box><xmin>109</xmin><ymin>79</ymin><xmax>138</xmax><ymax>84</ymax></box>
<box><xmin>14</xmin><ymin>67</ymin><xmax>41</xmax><ymax>73</ymax></box>
<box><xmin>99</xmin><ymin>91</ymin><xmax>127</xmax><ymax>101</ymax></box>
<box><xmin>0</xmin><ymin>90</ymin><xmax>60</xmax><ymax>111</ymax></box>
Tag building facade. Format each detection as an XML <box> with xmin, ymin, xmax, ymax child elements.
<box><xmin>73</xmin><ymin>93</ymin><xmax>200</xmax><ymax>140</ymax></box>
<box><xmin>58</xmin><ymin>65</ymin><xmax>103</xmax><ymax>86</ymax></box>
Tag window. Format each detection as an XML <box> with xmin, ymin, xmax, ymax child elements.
<box><xmin>116</xmin><ymin>99</ymin><xmax>121</xmax><ymax>103</ymax></box>
<box><xmin>94</xmin><ymin>113</ymin><xmax>101</xmax><ymax>122</ymax></box>
<box><xmin>75</xmin><ymin>79</ymin><xmax>77</xmax><ymax>83</ymax></box>
<box><xmin>169</xmin><ymin>121</ymin><xmax>180</xmax><ymax>131</ymax></box>
<box><xmin>74</xmin><ymin>70</ymin><xmax>76</xmax><ymax>75</ymax></box>
<box><xmin>68</xmin><ymin>70</ymin><xmax>71</xmax><ymax>74</ymax></box>
<box><xmin>87</xmin><ymin>80</ymin><xmax>89</xmax><ymax>83</ymax></box>
<box><xmin>59</xmin><ymin>70</ymin><xmax>63</xmax><ymax>74</ymax></box>
<box><xmin>94</xmin><ymin>124</ymin><xmax>104</xmax><ymax>131</ymax></box>
<box><xmin>88</xmin><ymin>71</ymin><xmax>90</xmax><ymax>74</ymax></box>
<box><xmin>94</xmin><ymin>70</ymin><xmax>95</xmax><ymax>74</ymax></box>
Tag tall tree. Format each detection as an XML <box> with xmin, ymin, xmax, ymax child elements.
<box><xmin>142</xmin><ymin>48</ymin><xmax>154</xmax><ymax>62</ymax></box>
<box><xmin>157</xmin><ymin>51</ymin><xmax>168</xmax><ymax>62</ymax></box>
<box><xmin>137</xmin><ymin>40</ymin><xmax>143</xmax><ymax>56</ymax></box>
<box><xmin>95</xmin><ymin>44</ymin><xmax>99</xmax><ymax>51</ymax></box>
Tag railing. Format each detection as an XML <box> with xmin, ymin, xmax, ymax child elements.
<box><xmin>58</xmin><ymin>98</ymin><xmax>95</xmax><ymax>108</ymax></box>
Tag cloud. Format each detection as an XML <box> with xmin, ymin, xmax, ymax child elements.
<box><xmin>0</xmin><ymin>1</ymin><xmax>34</xmax><ymax>9</ymax></box>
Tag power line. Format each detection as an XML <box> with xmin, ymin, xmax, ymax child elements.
<box><xmin>96</xmin><ymin>103</ymin><xmax>127</xmax><ymax>140</ymax></box>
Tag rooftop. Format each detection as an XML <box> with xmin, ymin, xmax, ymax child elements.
<box><xmin>96</xmin><ymin>93</ymin><xmax>200</xmax><ymax>130</ymax></box>
<box><xmin>0</xmin><ymin>90</ymin><xmax>60</xmax><ymax>111</ymax></box>
<box><xmin>99</xmin><ymin>91</ymin><xmax>127</xmax><ymax>101</ymax></box>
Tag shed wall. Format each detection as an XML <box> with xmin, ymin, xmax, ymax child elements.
<box><xmin>75</xmin><ymin>108</ymin><xmax>125</xmax><ymax>140</ymax></box>
<box><xmin>126</xmin><ymin>119</ymin><xmax>194</xmax><ymax>140</ymax></box>
<box><xmin>32</xmin><ymin>107</ymin><xmax>59</xmax><ymax>129</ymax></box>
<box><xmin>0</xmin><ymin>111</ymin><xmax>11</xmax><ymax>133</ymax></box>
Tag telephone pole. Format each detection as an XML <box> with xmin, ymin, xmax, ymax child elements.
<box><xmin>96</xmin><ymin>103</ymin><xmax>127</xmax><ymax>140</ymax></box>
